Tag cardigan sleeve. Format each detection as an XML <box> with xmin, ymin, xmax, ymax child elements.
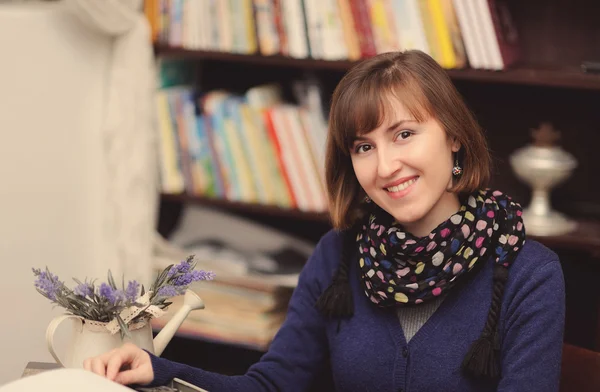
<box><xmin>147</xmin><ymin>235</ymin><xmax>335</xmax><ymax>392</ymax></box>
<box><xmin>497</xmin><ymin>257</ymin><xmax>565</xmax><ymax>392</ymax></box>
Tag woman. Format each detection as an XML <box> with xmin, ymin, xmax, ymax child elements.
<box><xmin>84</xmin><ymin>51</ymin><xmax>565</xmax><ymax>391</ymax></box>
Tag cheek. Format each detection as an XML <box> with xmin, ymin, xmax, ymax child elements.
<box><xmin>438</xmin><ymin>153</ymin><xmax>454</xmax><ymax>172</ymax></box>
<box><xmin>420</xmin><ymin>147</ymin><xmax>454</xmax><ymax>182</ymax></box>
<box><xmin>430</xmin><ymin>142</ymin><xmax>454</xmax><ymax>169</ymax></box>
<box><xmin>351</xmin><ymin>158</ymin><xmax>374</xmax><ymax>188</ymax></box>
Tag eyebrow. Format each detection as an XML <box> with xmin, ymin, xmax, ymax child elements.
<box><xmin>352</xmin><ymin>119</ymin><xmax>417</xmax><ymax>143</ymax></box>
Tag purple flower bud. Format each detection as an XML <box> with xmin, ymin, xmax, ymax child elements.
<box><xmin>125</xmin><ymin>281</ymin><xmax>139</xmax><ymax>302</ymax></box>
<box><xmin>34</xmin><ymin>270</ymin><xmax>63</xmax><ymax>301</ymax></box>
<box><xmin>99</xmin><ymin>283</ymin><xmax>124</xmax><ymax>305</ymax></box>
<box><xmin>173</xmin><ymin>273</ymin><xmax>193</xmax><ymax>286</ymax></box>
<box><xmin>156</xmin><ymin>285</ymin><xmax>180</xmax><ymax>297</ymax></box>
<box><xmin>167</xmin><ymin>260</ymin><xmax>192</xmax><ymax>278</ymax></box>
<box><xmin>173</xmin><ymin>269</ymin><xmax>215</xmax><ymax>286</ymax></box>
<box><xmin>195</xmin><ymin>270</ymin><xmax>216</xmax><ymax>281</ymax></box>
<box><xmin>99</xmin><ymin>282</ymin><xmax>112</xmax><ymax>297</ymax></box>
<box><xmin>74</xmin><ymin>283</ymin><xmax>94</xmax><ymax>298</ymax></box>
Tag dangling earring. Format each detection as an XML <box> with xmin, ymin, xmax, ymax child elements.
<box><xmin>452</xmin><ymin>158</ymin><xmax>463</xmax><ymax>177</ymax></box>
<box><xmin>364</xmin><ymin>195</ymin><xmax>372</xmax><ymax>203</ymax></box>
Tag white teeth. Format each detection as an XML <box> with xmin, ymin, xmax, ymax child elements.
<box><xmin>386</xmin><ymin>178</ymin><xmax>417</xmax><ymax>193</ymax></box>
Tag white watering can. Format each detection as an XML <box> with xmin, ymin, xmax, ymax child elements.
<box><xmin>45</xmin><ymin>289</ymin><xmax>205</xmax><ymax>368</ymax></box>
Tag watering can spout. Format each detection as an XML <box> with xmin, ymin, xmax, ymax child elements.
<box><xmin>153</xmin><ymin>289</ymin><xmax>205</xmax><ymax>356</ymax></box>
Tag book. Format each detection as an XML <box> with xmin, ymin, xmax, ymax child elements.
<box><xmin>20</xmin><ymin>362</ymin><xmax>190</xmax><ymax>391</ymax></box>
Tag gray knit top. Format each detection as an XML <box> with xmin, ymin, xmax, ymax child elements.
<box><xmin>397</xmin><ymin>296</ymin><xmax>445</xmax><ymax>342</ymax></box>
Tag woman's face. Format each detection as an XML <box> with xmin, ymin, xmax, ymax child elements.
<box><xmin>350</xmin><ymin>96</ymin><xmax>461</xmax><ymax>237</ymax></box>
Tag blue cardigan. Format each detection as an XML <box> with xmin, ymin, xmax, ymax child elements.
<box><xmin>149</xmin><ymin>230</ymin><xmax>565</xmax><ymax>391</ymax></box>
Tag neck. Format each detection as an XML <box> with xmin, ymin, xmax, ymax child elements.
<box><xmin>402</xmin><ymin>192</ymin><xmax>461</xmax><ymax>237</ymax></box>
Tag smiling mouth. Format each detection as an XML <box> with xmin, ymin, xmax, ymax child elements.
<box><xmin>385</xmin><ymin>177</ymin><xmax>419</xmax><ymax>193</ymax></box>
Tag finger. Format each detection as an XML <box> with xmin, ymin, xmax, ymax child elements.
<box><xmin>114</xmin><ymin>368</ymin><xmax>145</xmax><ymax>386</ymax></box>
<box><xmin>91</xmin><ymin>357</ymin><xmax>107</xmax><ymax>377</ymax></box>
<box><xmin>98</xmin><ymin>348</ymin><xmax>119</xmax><ymax>362</ymax></box>
<box><xmin>105</xmin><ymin>353</ymin><xmax>125</xmax><ymax>381</ymax></box>
<box><xmin>84</xmin><ymin>348</ymin><xmax>115</xmax><ymax>374</ymax></box>
<box><xmin>108</xmin><ymin>344</ymin><xmax>145</xmax><ymax>381</ymax></box>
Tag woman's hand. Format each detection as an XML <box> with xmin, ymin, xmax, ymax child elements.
<box><xmin>83</xmin><ymin>343</ymin><xmax>154</xmax><ymax>385</ymax></box>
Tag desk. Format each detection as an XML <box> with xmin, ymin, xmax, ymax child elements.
<box><xmin>20</xmin><ymin>362</ymin><xmax>207</xmax><ymax>392</ymax></box>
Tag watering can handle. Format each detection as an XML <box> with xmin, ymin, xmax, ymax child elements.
<box><xmin>46</xmin><ymin>314</ymin><xmax>83</xmax><ymax>367</ymax></box>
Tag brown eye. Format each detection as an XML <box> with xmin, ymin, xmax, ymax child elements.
<box><xmin>355</xmin><ymin>144</ymin><xmax>372</xmax><ymax>154</ymax></box>
<box><xmin>396</xmin><ymin>130</ymin><xmax>413</xmax><ymax>140</ymax></box>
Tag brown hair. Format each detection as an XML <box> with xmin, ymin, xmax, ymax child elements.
<box><xmin>326</xmin><ymin>50</ymin><xmax>491</xmax><ymax>230</ymax></box>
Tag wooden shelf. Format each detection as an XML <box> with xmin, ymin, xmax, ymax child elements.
<box><xmin>161</xmin><ymin>193</ymin><xmax>600</xmax><ymax>253</ymax></box>
<box><xmin>529</xmin><ymin>220</ymin><xmax>600</xmax><ymax>255</ymax></box>
<box><xmin>446</xmin><ymin>67</ymin><xmax>600</xmax><ymax>91</ymax></box>
<box><xmin>161</xmin><ymin>193</ymin><xmax>330</xmax><ymax>223</ymax></box>
<box><xmin>155</xmin><ymin>46</ymin><xmax>600</xmax><ymax>91</ymax></box>
<box><xmin>155</xmin><ymin>46</ymin><xmax>357</xmax><ymax>71</ymax></box>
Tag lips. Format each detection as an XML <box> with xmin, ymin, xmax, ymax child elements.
<box><xmin>384</xmin><ymin>176</ymin><xmax>419</xmax><ymax>193</ymax></box>
<box><xmin>382</xmin><ymin>176</ymin><xmax>419</xmax><ymax>200</ymax></box>
<box><xmin>382</xmin><ymin>175</ymin><xmax>419</xmax><ymax>189</ymax></box>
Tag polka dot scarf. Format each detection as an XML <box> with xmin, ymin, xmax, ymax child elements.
<box><xmin>358</xmin><ymin>189</ymin><xmax>526</xmax><ymax>307</ymax></box>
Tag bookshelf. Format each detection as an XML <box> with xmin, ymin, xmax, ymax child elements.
<box><xmin>161</xmin><ymin>192</ymin><xmax>329</xmax><ymax>223</ymax></box>
<box><xmin>162</xmin><ymin>192</ymin><xmax>600</xmax><ymax>254</ymax></box>
<box><xmin>148</xmin><ymin>0</ymin><xmax>600</xmax><ymax>383</ymax></box>
<box><xmin>156</xmin><ymin>46</ymin><xmax>600</xmax><ymax>91</ymax></box>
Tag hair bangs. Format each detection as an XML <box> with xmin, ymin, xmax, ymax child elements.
<box><xmin>385</xmin><ymin>75</ymin><xmax>433</xmax><ymax>125</ymax></box>
<box><xmin>331</xmin><ymin>73</ymin><xmax>433</xmax><ymax>155</ymax></box>
<box><xmin>330</xmin><ymin>80</ymin><xmax>384</xmax><ymax>155</ymax></box>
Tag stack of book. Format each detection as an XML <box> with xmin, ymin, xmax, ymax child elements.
<box><xmin>156</xmin><ymin>75</ymin><xmax>329</xmax><ymax>212</ymax></box>
<box><xmin>151</xmin><ymin>206</ymin><xmax>314</xmax><ymax>350</ymax></box>
<box><xmin>145</xmin><ymin>0</ymin><xmax>520</xmax><ymax>70</ymax></box>
<box><xmin>152</xmin><ymin>274</ymin><xmax>293</xmax><ymax>351</ymax></box>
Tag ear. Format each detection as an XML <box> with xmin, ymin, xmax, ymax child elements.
<box><xmin>450</xmin><ymin>138</ymin><xmax>461</xmax><ymax>153</ymax></box>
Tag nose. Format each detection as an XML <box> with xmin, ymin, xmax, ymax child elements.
<box><xmin>377</xmin><ymin>145</ymin><xmax>402</xmax><ymax>179</ymax></box>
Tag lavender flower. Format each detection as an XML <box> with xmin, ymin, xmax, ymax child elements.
<box><xmin>74</xmin><ymin>282</ymin><xmax>94</xmax><ymax>298</ymax></box>
<box><xmin>172</xmin><ymin>273</ymin><xmax>193</xmax><ymax>286</ymax></box>
<box><xmin>33</xmin><ymin>268</ymin><xmax>63</xmax><ymax>301</ymax></box>
<box><xmin>33</xmin><ymin>254</ymin><xmax>212</xmax><ymax>329</ymax></box>
<box><xmin>167</xmin><ymin>259</ymin><xmax>192</xmax><ymax>278</ymax></box>
<box><xmin>99</xmin><ymin>283</ymin><xmax>124</xmax><ymax>305</ymax></box>
<box><xmin>197</xmin><ymin>270</ymin><xmax>216</xmax><ymax>281</ymax></box>
<box><xmin>125</xmin><ymin>281</ymin><xmax>139</xmax><ymax>302</ymax></box>
<box><xmin>173</xmin><ymin>269</ymin><xmax>215</xmax><ymax>286</ymax></box>
<box><xmin>156</xmin><ymin>285</ymin><xmax>180</xmax><ymax>297</ymax></box>
<box><xmin>114</xmin><ymin>290</ymin><xmax>126</xmax><ymax>304</ymax></box>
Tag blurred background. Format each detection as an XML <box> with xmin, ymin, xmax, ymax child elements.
<box><xmin>1</xmin><ymin>0</ymin><xmax>599</xmax><ymax>390</ymax></box>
